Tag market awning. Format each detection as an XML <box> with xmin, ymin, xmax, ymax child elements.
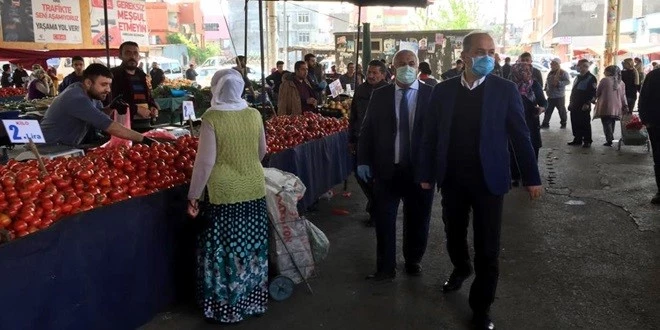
<box><xmin>618</xmin><ymin>44</ymin><xmax>660</xmax><ymax>55</ymax></box>
<box><xmin>0</xmin><ymin>48</ymin><xmax>120</xmax><ymax>69</ymax></box>
<box><xmin>290</xmin><ymin>0</ymin><xmax>430</xmax><ymax>7</ymax></box>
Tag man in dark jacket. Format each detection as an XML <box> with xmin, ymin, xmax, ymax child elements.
<box><xmin>108</xmin><ymin>41</ymin><xmax>159</xmax><ymax>126</ymax></box>
<box><xmin>185</xmin><ymin>64</ymin><xmax>198</xmax><ymax>81</ymax></box>
<box><xmin>266</xmin><ymin>60</ymin><xmax>286</xmax><ymax>102</ymax></box>
<box><xmin>149</xmin><ymin>62</ymin><xmax>165</xmax><ymax>88</ymax></box>
<box><xmin>502</xmin><ymin>57</ymin><xmax>512</xmax><ymax>79</ymax></box>
<box><xmin>1</xmin><ymin>64</ymin><xmax>12</xmax><ymax>88</ymax></box>
<box><xmin>567</xmin><ymin>59</ymin><xmax>597</xmax><ymax>148</ymax></box>
<box><xmin>639</xmin><ymin>68</ymin><xmax>660</xmax><ymax>204</ymax></box>
<box><xmin>348</xmin><ymin>60</ymin><xmax>388</xmax><ymax>227</ymax></box>
<box><xmin>440</xmin><ymin>59</ymin><xmax>464</xmax><ymax>80</ymax></box>
<box><xmin>12</xmin><ymin>64</ymin><xmax>28</xmax><ymax>88</ymax></box>
<box><xmin>58</xmin><ymin>56</ymin><xmax>85</xmax><ymax>93</ymax></box>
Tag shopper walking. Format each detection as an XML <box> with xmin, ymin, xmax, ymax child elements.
<box><xmin>418</xmin><ymin>32</ymin><xmax>542</xmax><ymax>330</ymax></box>
<box><xmin>357</xmin><ymin>49</ymin><xmax>435</xmax><ymax>281</ymax></box>
<box><xmin>509</xmin><ymin>62</ymin><xmax>547</xmax><ymax>186</ymax></box>
<box><xmin>568</xmin><ymin>59</ymin><xmax>598</xmax><ymax>148</ymax></box>
<box><xmin>348</xmin><ymin>60</ymin><xmax>389</xmax><ymax>227</ymax></box>
<box><xmin>418</xmin><ymin>32</ymin><xmax>542</xmax><ymax>329</ymax></box>
<box><xmin>593</xmin><ymin>65</ymin><xmax>628</xmax><ymax>146</ymax></box>
<box><xmin>541</xmin><ymin>59</ymin><xmax>570</xmax><ymax>129</ymax></box>
<box><xmin>187</xmin><ymin>68</ymin><xmax>269</xmax><ymax>324</ymax></box>
<box><xmin>639</xmin><ymin>66</ymin><xmax>660</xmax><ymax>204</ymax></box>
<box><xmin>621</xmin><ymin>58</ymin><xmax>640</xmax><ymax>111</ymax></box>
<box><xmin>418</xmin><ymin>62</ymin><xmax>438</xmax><ymax>86</ymax></box>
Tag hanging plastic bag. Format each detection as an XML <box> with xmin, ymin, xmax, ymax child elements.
<box><xmin>101</xmin><ymin>107</ymin><xmax>132</xmax><ymax>148</ymax></box>
<box><xmin>304</xmin><ymin>218</ymin><xmax>330</xmax><ymax>263</ymax></box>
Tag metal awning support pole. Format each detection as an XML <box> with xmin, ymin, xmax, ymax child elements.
<box><xmin>244</xmin><ymin>0</ymin><xmax>249</xmax><ymax>57</ymax></box>
<box><xmin>354</xmin><ymin>5</ymin><xmax>362</xmax><ymax>90</ymax></box>
<box><xmin>259</xmin><ymin>0</ymin><xmax>266</xmax><ymax>104</ymax></box>
<box><xmin>103</xmin><ymin>0</ymin><xmax>110</xmax><ymax>66</ymax></box>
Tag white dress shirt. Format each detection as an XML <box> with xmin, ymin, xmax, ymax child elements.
<box><xmin>461</xmin><ymin>73</ymin><xmax>486</xmax><ymax>90</ymax></box>
<box><xmin>394</xmin><ymin>79</ymin><xmax>419</xmax><ymax>164</ymax></box>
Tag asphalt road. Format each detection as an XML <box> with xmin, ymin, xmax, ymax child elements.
<box><xmin>141</xmin><ymin>111</ymin><xmax>660</xmax><ymax>330</ymax></box>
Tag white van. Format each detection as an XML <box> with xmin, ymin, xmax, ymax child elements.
<box><xmin>146</xmin><ymin>57</ymin><xmax>184</xmax><ymax>80</ymax></box>
<box><xmin>200</xmin><ymin>56</ymin><xmax>228</xmax><ymax>68</ymax></box>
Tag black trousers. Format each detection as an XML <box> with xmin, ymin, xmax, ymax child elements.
<box><xmin>627</xmin><ymin>97</ymin><xmax>637</xmax><ymax>112</ymax></box>
<box><xmin>570</xmin><ymin>109</ymin><xmax>592</xmax><ymax>143</ymax></box>
<box><xmin>648</xmin><ymin>127</ymin><xmax>660</xmax><ymax>192</ymax></box>
<box><xmin>354</xmin><ymin>160</ymin><xmax>375</xmax><ymax>216</ymax></box>
<box><xmin>441</xmin><ymin>181</ymin><xmax>503</xmax><ymax>315</ymax></box>
<box><xmin>542</xmin><ymin>96</ymin><xmax>567</xmax><ymax>126</ymax></box>
<box><xmin>372</xmin><ymin>166</ymin><xmax>434</xmax><ymax>273</ymax></box>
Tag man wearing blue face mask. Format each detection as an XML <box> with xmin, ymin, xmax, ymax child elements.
<box><xmin>357</xmin><ymin>50</ymin><xmax>435</xmax><ymax>281</ymax></box>
<box><xmin>418</xmin><ymin>31</ymin><xmax>542</xmax><ymax>330</ymax></box>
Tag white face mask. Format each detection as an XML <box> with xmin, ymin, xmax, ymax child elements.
<box><xmin>396</xmin><ymin>66</ymin><xmax>417</xmax><ymax>85</ymax></box>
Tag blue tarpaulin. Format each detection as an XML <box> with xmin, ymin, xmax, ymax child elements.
<box><xmin>266</xmin><ymin>130</ymin><xmax>353</xmax><ymax>210</ymax></box>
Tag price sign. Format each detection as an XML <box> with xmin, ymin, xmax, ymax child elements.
<box><xmin>182</xmin><ymin>101</ymin><xmax>196</xmax><ymax>121</ymax></box>
<box><xmin>329</xmin><ymin>79</ymin><xmax>343</xmax><ymax>98</ymax></box>
<box><xmin>2</xmin><ymin>120</ymin><xmax>46</xmax><ymax>144</ymax></box>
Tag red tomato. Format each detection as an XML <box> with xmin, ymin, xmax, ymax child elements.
<box><xmin>99</xmin><ymin>178</ymin><xmax>112</xmax><ymax>187</ymax></box>
<box><xmin>52</xmin><ymin>193</ymin><xmax>65</xmax><ymax>205</ymax></box>
<box><xmin>38</xmin><ymin>219</ymin><xmax>53</xmax><ymax>229</ymax></box>
<box><xmin>12</xmin><ymin>220</ymin><xmax>27</xmax><ymax>232</ymax></box>
<box><xmin>2</xmin><ymin>175</ymin><xmax>16</xmax><ymax>188</ymax></box>
<box><xmin>95</xmin><ymin>193</ymin><xmax>108</xmax><ymax>205</ymax></box>
<box><xmin>40</xmin><ymin>199</ymin><xmax>54</xmax><ymax>211</ymax></box>
<box><xmin>79</xmin><ymin>192</ymin><xmax>95</xmax><ymax>206</ymax></box>
<box><xmin>16</xmin><ymin>230</ymin><xmax>29</xmax><ymax>238</ymax></box>
<box><xmin>66</xmin><ymin>196</ymin><xmax>82</xmax><ymax>209</ymax></box>
<box><xmin>60</xmin><ymin>203</ymin><xmax>73</xmax><ymax>214</ymax></box>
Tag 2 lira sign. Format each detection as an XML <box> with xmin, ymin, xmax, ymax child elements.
<box><xmin>182</xmin><ymin>101</ymin><xmax>196</xmax><ymax>121</ymax></box>
<box><xmin>2</xmin><ymin>120</ymin><xmax>46</xmax><ymax>144</ymax></box>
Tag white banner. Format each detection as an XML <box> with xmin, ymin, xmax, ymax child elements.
<box><xmin>90</xmin><ymin>0</ymin><xmax>149</xmax><ymax>47</ymax></box>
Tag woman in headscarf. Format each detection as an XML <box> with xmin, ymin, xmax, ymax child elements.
<box><xmin>187</xmin><ymin>69</ymin><xmax>269</xmax><ymax>324</ymax></box>
<box><xmin>509</xmin><ymin>62</ymin><xmax>547</xmax><ymax>186</ymax></box>
<box><xmin>417</xmin><ymin>62</ymin><xmax>438</xmax><ymax>86</ymax></box>
<box><xmin>26</xmin><ymin>69</ymin><xmax>50</xmax><ymax>100</ymax></box>
<box><xmin>594</xmin><ymin>65</ymin><xmax>628</xmax><ymax>146</ymax></box>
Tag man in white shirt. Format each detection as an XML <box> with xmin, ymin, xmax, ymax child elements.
<box><xmin>357</xmin><ymin>50</ymin><xmax>435</xmax><ymax>281</ymax></box>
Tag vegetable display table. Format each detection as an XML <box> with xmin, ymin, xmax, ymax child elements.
<box><xmin>265</xmin><ymin>130</ymin><xmax>352</xmax><ymax>210</ymax></box>
<box><xmin>154</xmin><ymin>96</ymin><xmax>188</xmax><ymax>125</ymax></box>
<box><xmin>0</xmin><ymin>186</ymin><xmax>196</xmax><ymax>330</ymax></box>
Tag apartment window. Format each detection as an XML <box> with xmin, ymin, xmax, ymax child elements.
<box><xmin>204</xmin><ymin>23</ymin><xmax>220</xmax><ymax>32</ymax></box>
<box><xmin>298</xmin><ymin>32</ymin><xmax>310</xmax><ymax>43</ymax></box>
<box><xmin>298</xmin><ymin>13</ymin><xmax>310</xmax><ymax>24</ymax></box>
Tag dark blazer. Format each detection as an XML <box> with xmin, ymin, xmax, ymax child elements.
<box><xmin>358</xmin><ymin>82</ymin><xmax>434</xmax><ymax>181</ymax></box>
<box><xmin>639</xmin><ymin>68</ymin><xmax>660</xmax><ymax>126</ymax></box>
<box><xmin>349</xmin><ymin>80</ymin><xmax>389</xmax><ymax>144</ymax></box>
<box><xmin>418</xmin><ymin>75</ymin><xmax>541</xmax><ymax>195</ymax></box>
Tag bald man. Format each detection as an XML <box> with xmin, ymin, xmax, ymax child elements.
<box><xmin>418</xmin><ymin>32</ymin><xmax>542</xmax><ymax>330</ymax></box>
<box><xmin>357</xmin><ymin>50</ymin><xmax>435</xmax><ymax>281</ymax></box>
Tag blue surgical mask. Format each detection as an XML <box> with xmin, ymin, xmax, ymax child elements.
<box><xmin>396</xmin><ymin>66</ymin><xmax>417</xmax><ymax>85</ymax></box>
<box><xmin>471</xmin><ymin>55</ymin><xmax>495</xmax><ymax>77</ymax></box>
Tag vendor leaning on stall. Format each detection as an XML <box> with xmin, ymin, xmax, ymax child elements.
<box><xmin>41</xmin><ymin>63</ymin><xmax>154</xmax><ymax>146</ymax></box>
<box><xmin>58</xmin><ymin>56</ymin><xmax>85</xmax><ymax>93</ymax></box>
<box><xmin>108</xmin><ymin>41</ymin><xmax>160</xmax><ymax>123</ymax></box>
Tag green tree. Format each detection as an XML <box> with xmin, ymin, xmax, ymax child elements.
<box><xmin>413</xmin><ymin>0</ymin><xmax>479</xmax><ymax>30</ymax></box>
<box><xmin>166</xmin><ymin>32</ymin><xmax>220</xmax><ymax>64</ymax></box>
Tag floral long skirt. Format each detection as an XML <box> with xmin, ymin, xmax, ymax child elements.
<box><xmin>196</xmin><ymin>197</ymin><xmax>269</xmax><ymax>323</ymax></box>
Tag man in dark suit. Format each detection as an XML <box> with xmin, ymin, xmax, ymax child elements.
<box><xmin>357</xmin><ymin>50</ymin><xmax>435</xmax><ymax>281</ymax></box>
<box><xmin>349</xmin><ymin>60</ymin><xmax>389</xmax><ymax>227</ymax></box>
<box><xmin>418</xmin><ymin>32</ymin><xmax>542</xmax><ymax>330</ymax></box>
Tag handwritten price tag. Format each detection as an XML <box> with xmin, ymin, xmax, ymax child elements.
<box><xmin>2</xmin><ymin>120</ymin><xmax>46</xmax><ymax>144</ymax></box>
<box><xmin>182</xmin><ymin>101</ymin><xmax>196</xmax><ymax>121</ymax></box>
<box><xmin>329</xmin><ymin>79</ymin><xmax>343</xmax><ymax>98</ymax></box>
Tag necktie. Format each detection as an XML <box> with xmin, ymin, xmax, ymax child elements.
<box><xmin>399</xmin><ymin>88</ymin><xmax>410</xmax><ymax>166</ymax></box>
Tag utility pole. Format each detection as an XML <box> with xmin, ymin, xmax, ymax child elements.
<box><xmin>603</xmin><ymin>0</ymin><xmax>622</xmax><ymax>67</ymax></box>
<box><xmin>267</xmin><ymin>1</ymin><xmax>277</xmax><ymax>68</ymax></box>
<box><xmin>502</xmin><ymin>0</ymin><xmax>508</xmax><ymax>53</ymax></box>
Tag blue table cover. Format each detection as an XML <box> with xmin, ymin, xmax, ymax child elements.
<box><xmin>266</xmin><ymin>130</ymin><xmax>353</xmax><ymax>210</ymax></box>
<box><xmin>0</xmin><ymin>186</ymin><xmax>196</xmax><ymax>330</ymax></box>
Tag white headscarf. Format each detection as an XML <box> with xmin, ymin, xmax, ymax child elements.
<box><xmin>209</xmin><ymin>68</ymin><xmax>248</xmax><ymax>111</ymax></box>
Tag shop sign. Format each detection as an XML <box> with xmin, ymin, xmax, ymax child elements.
<box><xmin>89</xmin><ymin>0</ymin><xmax>149</xmax><ymax>47</ymax></box>
<box><xmin>0</xmin><ymin>0</ymin><xmax>82</xmax><ymax>44</ymax></box>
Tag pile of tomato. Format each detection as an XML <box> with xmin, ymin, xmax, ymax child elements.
<box><xmin>0</xmin><ymin>135</ymin><xmax>198</xmax><ymax>241</ymax></box>
<box><xmin>265</xmin><ymin>112</ymin><xmax>349</xmax><ymax>153</ymax></box>
<box><xmin>0</xmin><ymin>87</ymin><xmax>27</xmax><ymax>98</ymax></box>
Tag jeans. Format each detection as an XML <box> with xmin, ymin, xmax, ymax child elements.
<box><xmin>542</xmin><ymin>97</ymin><xmax>567</xmax><ymax>126</ymax></box>
<box><xmin>601</xmin><ymin>117</ymin><xmax>616</xmax><ymax>143</ymax></box>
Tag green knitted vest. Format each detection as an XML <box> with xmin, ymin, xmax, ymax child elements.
<box><xmin>202</xmin><ymin>108</ymin><xmax>265</xmax><ymax>204</ymax></box>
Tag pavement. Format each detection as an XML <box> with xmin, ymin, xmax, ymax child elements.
<box><xmin>140</xmin><ymin>112</ymin><xmax>660</xmax><ymax>330</ymax></box>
